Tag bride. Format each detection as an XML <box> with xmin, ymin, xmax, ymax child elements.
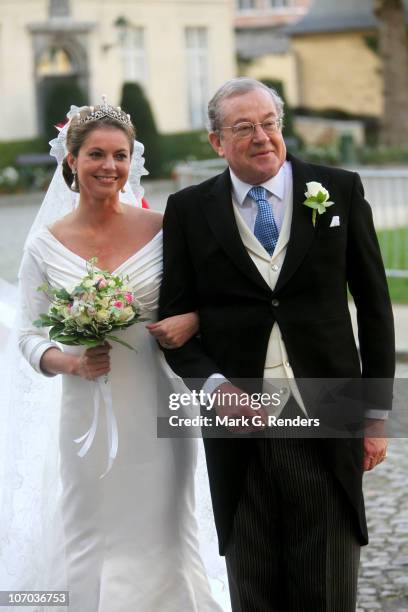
<box><xmin>5</xmin><ymin>100</ymin><xmax>223</xmax><ymax>611</ymax></box>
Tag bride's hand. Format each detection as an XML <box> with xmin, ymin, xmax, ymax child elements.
<box><xmin>73</xmin><ymin>342</ymin><xmax>112</xmax><ymax>380</ymax></box>
<box><xmin>146</xmin><ymin>312</ymin><xmax>199</xmax><ymax>349</ymax></box>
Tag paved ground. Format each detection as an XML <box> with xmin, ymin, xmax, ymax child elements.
<box><xmin>358</xmin><ymin>433</ymin><xmax>408</xmax><ymax>611</ymax></box>
<box><xmin>1</xmin><ymin>188</ymin><xmax>407</xmax><ymax>610</ymax></box>
<box><xmin>358</xmin><ymin>358</ymin><xmax>408</xmax><ymax>611</ymax></box>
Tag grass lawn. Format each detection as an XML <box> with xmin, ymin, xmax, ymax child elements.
<box><xmin>376</xmin><ymin>227</ymin><xmax>408</xmax><ymax>303</ymax></box>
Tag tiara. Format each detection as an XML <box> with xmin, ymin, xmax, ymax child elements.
<box><xmin>77</xmin><ymin>94</ymin><xmax>132</xmax><ymax>126</ymax></box>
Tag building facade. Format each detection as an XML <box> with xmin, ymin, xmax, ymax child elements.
<box><xmin>0</xmin><ymin>0</ymin><xmax>235</xmax><ymax>141</ymax></box>
<box><xmin>287</xmin><ymin>0</ymin><xmax>408</xmax><ymax>117</ymax></box>
<box><xmin>236</xmin><ymin>0</ymin><xmax>408</xmax><ymax>120</ymax></box>
<box><xmin>235</xmin><ymin>0</ymin><xmax>310</xmax><ymax>106</ymax></box>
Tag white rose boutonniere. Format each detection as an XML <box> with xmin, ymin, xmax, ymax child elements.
<box><xmin>303</xmin><ymin>181</ymin><xmax>334</xmax><ymax>227</ymax></box>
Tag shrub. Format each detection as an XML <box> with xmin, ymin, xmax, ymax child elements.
<box><xmin>160</xmin><ymin>130</ymin><xmax>216</xmax><ymax>175</ymax></box>
<box><xmin>44</xmin><ymin>79</ymin><xmax>87</xmax><ymax>142</ymax></box>
<box><xmin>359</xmin><ymin>146</ymin><xmax>408</xmax><ymax>165</ymax></box>
<box><xmin>0</xmin><ymin>166</ymin><xmax>19</xmax><ymax>193</ymax></box>
<box><xmin>120</xmin><ymin>82</ymin><xmax>162</xmax><ymax>178</ymax></box>
<box><xmin>299</xmin><ymin>143</ymin><xmax>342</xmax><ymax>166</ymax></box>
<box><xmin>260</xmin><ymin>79</ymin><xmax>295</xmax><ymax>138</ymax></box>
<box><xmin>0</xmin><ymin>138</ymin><xmax>48</xmax><ymax>169</ymax></box>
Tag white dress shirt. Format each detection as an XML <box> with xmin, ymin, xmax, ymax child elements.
<box><xmin>229</xmin><ymin>163</ymin><xmax>288</xmax><ymax>233</ymax></box>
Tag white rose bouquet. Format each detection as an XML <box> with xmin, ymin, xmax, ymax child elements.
<box><xmin>34</xmin><ymin>257</ymin><xmax>145</xmax><ymax>350</ymax></box>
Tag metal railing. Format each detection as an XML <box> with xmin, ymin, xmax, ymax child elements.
<box><xmin>174</xmin><ymin>161</ymin><xmax>408</xmax><ymax>278</ymax></box>
<box><xmin>356</xmin><ymin>168</ymin><xmax>408</xmax><ymax>278</ymax></box>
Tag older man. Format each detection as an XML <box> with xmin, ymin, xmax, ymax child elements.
<box><xmin>159</xmin><ymin>78</ymin><xmax>394</xmax><ymax>611</ymax></box>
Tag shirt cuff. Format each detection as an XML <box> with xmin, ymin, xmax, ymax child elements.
<box><xmin>364</xmin><ymin>409</ymin><xmax>389</xmax><ymax>420</ymax></box>
<box><xmin>202</xmin><ymin>373</ymin><xmax>229</xmax><ymax>397</ymax></box>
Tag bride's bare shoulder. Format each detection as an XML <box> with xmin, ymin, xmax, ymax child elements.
<box><xmin>125</xmin><ymin>205</ymin><xmax>163</xmax><ymax>232</ymax></box>
<box><xmin>48</xmin><ymin>212</ymin><xmax>76</xmax><ymax>239</ymax></box>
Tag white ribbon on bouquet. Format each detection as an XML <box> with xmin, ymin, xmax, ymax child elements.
<box><xmin>74</xmin><ymin>376</ymin><xmax>119</xmax><ymax>478</ymax></box>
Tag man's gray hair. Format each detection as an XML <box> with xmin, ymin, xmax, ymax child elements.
<box><xmin>208</xmin><ymin>77</ymin><xmax>285</xmax><ymax>133</ymax></box>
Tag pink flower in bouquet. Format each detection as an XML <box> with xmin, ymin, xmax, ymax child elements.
<box><xmin>124</xmin><ymin>292</ymin><xmax>134</xmax><ymax>304</ymax></box>
<box><xmin>113</xmin><ymin>301</ymin><xmax>124</xmax><ymax>309</ymax></box>
<box><xmin>98</xmin><ymin>278</ymin><xmax>108</xmax><ymax>289</ymax></box>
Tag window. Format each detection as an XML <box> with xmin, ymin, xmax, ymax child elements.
<box><xmin>37</xmin><ymin>48</ymin><xmax>74</xmax><ymax>76</ymax></box>
<box><xmin>236</xmin><ymin>0</ymin><xmax>256</xmax><ymax>9</ymax></box>
<box><xmin>266</xmin><ymin>0</ymin><xmax>292</xmax><ymax>8</ymax></box>
<box><xmin>185</xmin><ymin>28</ymin><xmax>210</xmax><ymax>129</ymax></box>
<box><xmin>49</xmin><ymin>0</ymin><xmax>70</xmax><ymax>18</ymax></box>
<box><xmin>120</xmin><ymin>27</ymin><xmax>147</xmax><ymax>87</ymax></box>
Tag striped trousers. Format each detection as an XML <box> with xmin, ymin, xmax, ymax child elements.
<box><xmin>225</xmin><ymin>435</ymin><xmax>361</xmax><ymax>612</ymax></box>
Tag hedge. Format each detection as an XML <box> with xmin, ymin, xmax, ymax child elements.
<box><xmin>120</xmin><ymin>82</ymin><xmax>162</xmax><ymax>178</ymax></box>
<box><xmin>160</xmin><ymin>130</ymin><xmax>216</xmax><ymax>174</ymax></box>
<box><xmin>43</xmin><ymin>79</ymin><xmax>87</xmax><ymax>142</ymax></box>
<box><xmin>0</xmin><ymin>138</ymin><xmax>48</xmax><ymax>169</ymax></box>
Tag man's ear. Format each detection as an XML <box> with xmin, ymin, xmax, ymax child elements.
<box><xmin>208</xmin><ymin>132</ymin><xmax>224</xmax><ymax>158</ymax></box>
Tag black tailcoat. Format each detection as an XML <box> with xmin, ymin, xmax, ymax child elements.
<box><xmin>159</xmin><ymin>154</ymin><xmax>395</xmax><ymax>553</ymax></box>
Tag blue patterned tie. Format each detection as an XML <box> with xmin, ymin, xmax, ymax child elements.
<box><xmin>248</xmin><ymin>186</ymin><xmax>279</xmax><ymax>255</ymax></box>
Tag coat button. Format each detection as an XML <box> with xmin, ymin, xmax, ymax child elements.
<box><xmin>271</xmin><ymin>299</ymin><xmax>280</xmax><ymax>307</ymax></box>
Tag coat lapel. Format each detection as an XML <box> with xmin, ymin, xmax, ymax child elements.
<box><xmin>273</xmin><ymin>154</ymin><xmax>319</xmax><ymax>293</ymax></box>
<box><xmin>200</xmin><ymin>169</ymin><xmax>272</xmax><ymax>293</ymax></box>
<box><xmin>200</xmin><ymin>158</ymin><xmax>330</xmax><ymax>295</ymax></box>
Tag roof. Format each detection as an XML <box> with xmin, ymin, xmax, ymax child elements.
<box><xmin>286</xmin><ymin>0</ymin><xmax>408</xmax><ymax>35</ymax></box>
<box><xmin>235</xmin><ymin>26</ymin><xmax>290</xmax><ymax>60</ymax></box>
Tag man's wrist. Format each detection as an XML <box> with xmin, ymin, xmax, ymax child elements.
<box><xmin>202</xmin><ymin>373</ymin><xmax>230</xmax><ymax>397</ymax></box>
<box><xmin>364</xmin><ymin>418</ymin><xmax>387</xmax><ymax>437</ymax></box>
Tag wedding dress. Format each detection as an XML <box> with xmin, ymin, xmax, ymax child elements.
<box><xmin>13</xmin><ymin>226</ymin><xmax>224</xmax><ymax>612</ymax></box>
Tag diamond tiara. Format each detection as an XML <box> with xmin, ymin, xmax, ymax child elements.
<box><xmin>76</xmin><ymin>94</ymin><xmax>132</xmax><ymax>126</ymax></box>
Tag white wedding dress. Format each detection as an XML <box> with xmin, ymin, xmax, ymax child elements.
<box><xmin>12</xmin><ymin>226</ymin><xmax>224</xmax><ymax>612</ymax></box>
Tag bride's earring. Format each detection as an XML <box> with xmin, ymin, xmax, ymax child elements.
<box><xmin>71</xmin><ymin>168</ymin><xmax>77</xmax><ymax>191</ymax></box>
<box><xmin>121</xmin><ymin>186</ymin><xmax>126</xmax><ymax>193</ymax></box>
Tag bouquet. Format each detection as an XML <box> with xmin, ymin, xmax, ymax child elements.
<box><xmin>34</xmin><ymin>257</ymin><xmax>145</xmax><ymax>350</ymax></box>
<box><xmin>33</xmin><ymin>258</ymin><xmax>146</xmax><ymax>476</ymax></box>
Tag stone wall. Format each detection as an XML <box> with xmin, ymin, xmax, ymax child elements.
<box><xmin>0</xmin><ymin>0</ymin><xmax>235</xmax><ymax>140</ymax></box>
<box><xmin>0</xmin><ymin>0</ymin><xmax>47</xmax><ymax>140</ymax></box>
<box><xmin>239</xmin><ymin>51</ymin><xmax>299</xmax><ymax>106</ymax></box>
<box><xmin>292</xmin><ymin>31</ymin><xmax>382</xmax><ymax>116</ymax></box>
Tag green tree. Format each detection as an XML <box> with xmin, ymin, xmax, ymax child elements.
<box><xmin>120</xmin><ymin>82</ymin><xmax>162</xmax><ymax>178</ymax></box>
<box><xmin>260</xmin><ymin>79</ymin><xmax>295</xmax><ymax>139</ymax></box>
<box><xmin>374</xmin><ymin>0</ymin><xmax>408</xmax><ymax>146</ymax></box>
<box><xmin>44</xmin><ymin>78</ymin><xmax>87</xmax><ymax>142</ymax></box>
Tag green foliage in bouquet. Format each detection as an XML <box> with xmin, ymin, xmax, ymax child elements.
<box><xmin>34</xmin><ymin>258</ymin><xmax>146</xmax><ymax>350</ymax></box>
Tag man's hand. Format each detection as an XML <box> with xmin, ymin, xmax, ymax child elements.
<box><xmin>363</xmin><ymin>419</ymin><xmax>388</xmax><ymax>471</ymax></box>
<box><xmin>211</xmin><ymin>382</ymin><xmax>268</xmax><ymax>433</ymax></box>
<box><xmin>147</xmin><ymin>312</ymin><xmax>199</xmax><ymax>349</ymax></box>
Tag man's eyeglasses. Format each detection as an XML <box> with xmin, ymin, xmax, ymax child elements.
<box><xmin>220</xmin><ymin>118</ymin><xmax>283</xmax><ymax>139</ymax></box>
